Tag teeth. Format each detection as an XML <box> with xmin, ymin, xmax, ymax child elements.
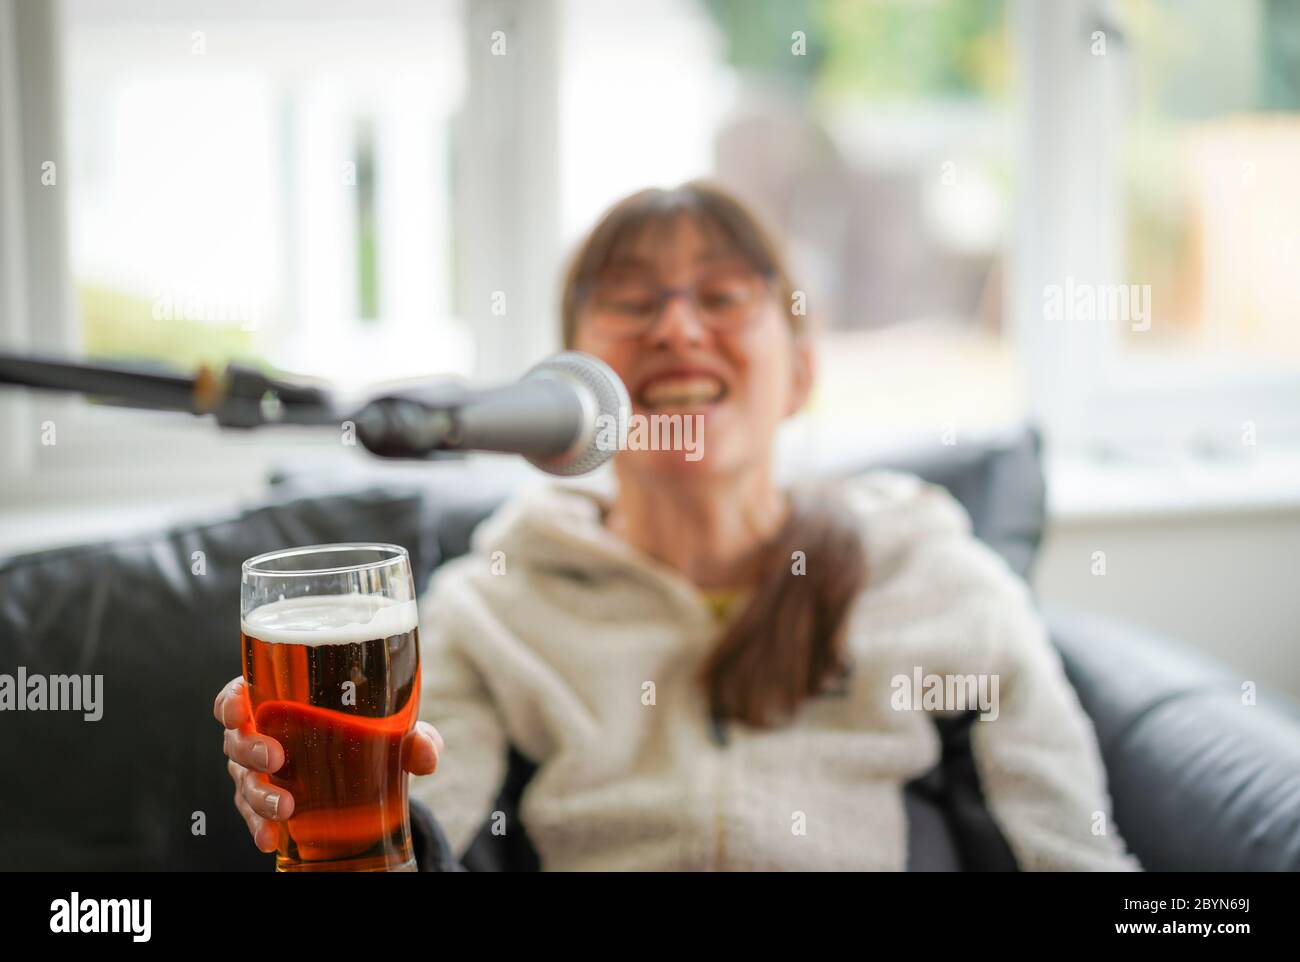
<box><xmin>640</xmin><ymin>375</ymin><xmax>724</xmax><ymax>407</ymax></box>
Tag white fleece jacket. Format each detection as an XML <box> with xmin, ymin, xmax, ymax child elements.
<box><xmin>410</xmin><ymin>471</ymin><xmax>1140</xmax><ymax>871</ymax></box>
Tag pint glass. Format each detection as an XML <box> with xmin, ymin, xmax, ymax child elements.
<box><xmin>240</xmin><ymin>543</ymin><xmax>421</xmax><ymax>872</ymax></box>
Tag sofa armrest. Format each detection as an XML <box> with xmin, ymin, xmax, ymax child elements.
<box><xmin>1046</xmin><ymin>605</ymin><xmax>1300</xmax><ymax>871</ymax></box>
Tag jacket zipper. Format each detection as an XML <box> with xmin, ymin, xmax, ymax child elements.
<box><xmin>711</xmin><ymin>715</ymin><xmax>729</xmax><ymax>868</ymax></box>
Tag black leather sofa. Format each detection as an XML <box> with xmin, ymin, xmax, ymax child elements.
<box><xmin>2</xmin><ymin>426</ymin><xmax>1297</xmax><ymax>871</ymax></box>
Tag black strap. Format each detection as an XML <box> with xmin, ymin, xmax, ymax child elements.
<box><xmin>460</xmin><ymin>746</ymin><xmax>542</xmax><ymax>872</ymax></box>
<box><xmin>904</xmin><ymin>710</ymin><xmax>1020</xmax><ymax>871</ymax></box>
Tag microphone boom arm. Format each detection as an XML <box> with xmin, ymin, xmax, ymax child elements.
<box><xmin>0</xmin><ymin>351</ymin><xmax>338</xmax><ymax>428</ymax></box>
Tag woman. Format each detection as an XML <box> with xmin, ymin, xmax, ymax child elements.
<box><xmin>216</xmin><ymin>182</ymin><xmax>1139</xmax><ymax>871</ymax></box>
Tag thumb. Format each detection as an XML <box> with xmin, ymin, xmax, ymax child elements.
<box><xmin>403</xmin><ymin>721</ymin><xmax>443</xmax><ymax>775</ymax></box>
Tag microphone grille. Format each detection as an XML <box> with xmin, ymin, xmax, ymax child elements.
<box><xmin>523</xmin><ymin>352</ymin><xmax>629</xmax><ymax>476</ymax></box>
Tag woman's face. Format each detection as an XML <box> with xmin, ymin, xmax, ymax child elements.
<box><xmin>572</xmin><ymin>215</ymin><xmax>813</xmax><ymax>482</ymax></box>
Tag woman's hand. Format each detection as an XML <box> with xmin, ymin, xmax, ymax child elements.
<box><xmin>213</xmin><ymin>676</ymin><xmax>444</xmax><ymax>853</ymax></box>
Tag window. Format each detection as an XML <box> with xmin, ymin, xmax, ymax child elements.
<box><xmin>63</xmin><ymin>0</ymin><xmax>471</xmax><ymax>389</ymax></box>
<box><xmin>1023</xmin><ymin>0</ymin><xmax>1300</xmax><ymax>458</ymax></box>
<box><xmin>0</xmin><ymin>0</ymin><xmax>479</xmax><ymax>506</ymax></box>
<box><xmin>1119</xmin><ymin>0</ymin><xmax>1300</xmax><ymax>369</ymax></box>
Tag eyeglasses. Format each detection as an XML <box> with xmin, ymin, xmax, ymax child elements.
<box><xmin>578</xmin><ymin>268</ymin><xmax>776</xmax><ymax>339</ymax></box>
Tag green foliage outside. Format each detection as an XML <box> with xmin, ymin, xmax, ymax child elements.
<box><xmin>699</xmin><ymin>0</ymin><xmax>1007</xmax><ymax>103</ymax></box>
<box><xmin>78</xmin><ymin>284</ymin><xmax>266</xmax><ymax>372</ymax></box>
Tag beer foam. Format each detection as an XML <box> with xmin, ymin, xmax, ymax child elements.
<box><xmin>241</xmin><ymin>593</ymin><xmax>419</xmax><ymax>646</ymax></box>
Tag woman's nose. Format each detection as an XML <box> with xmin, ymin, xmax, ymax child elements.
<box><xmin>647</xmin><ymin>290</ymin><xmax>708</xmax><ymax>348</ymax></box>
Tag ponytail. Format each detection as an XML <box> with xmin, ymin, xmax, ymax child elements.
<box><xmin>698</xmin><ymin>490</ymin><xmax>867</xmax><ymax>730</ymax></box>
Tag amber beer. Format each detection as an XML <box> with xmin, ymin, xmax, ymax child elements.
<box><xmin>240</xmin><ymin>545</ymin><xmax>420</xmax><ymax>872</ymax></box>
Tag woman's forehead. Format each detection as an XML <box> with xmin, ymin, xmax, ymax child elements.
<box><xmin>605</xmin><ymin>215</ymin><xmax>747</xmax><ymax>273</ymax></box>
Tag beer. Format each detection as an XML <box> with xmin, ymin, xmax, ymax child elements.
<box><xmin>241</xmin><ymin>590</ymin><xmax>421</xmax><ymax>872</ymax></box>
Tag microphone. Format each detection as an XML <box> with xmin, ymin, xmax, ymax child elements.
<box><xmin>0</xmin><ymin>348</ymin><xmax>631</xmax><ymax>476</ymax></box>
<box><xmin>352</xmin><ymin>351</ymin><xmax>630</xmax><ymax>476</ymax></box>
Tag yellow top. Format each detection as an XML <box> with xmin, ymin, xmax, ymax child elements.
<box><xmin>698</xmin><ymin>587</ymin><xmax>747</xmax><ymax>623</ymax></box>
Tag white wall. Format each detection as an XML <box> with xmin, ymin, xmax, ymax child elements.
<box><xmin>1034</xmin><ymin>509</ymin><xmax>1300</xmax><ymax>701</ymax></box>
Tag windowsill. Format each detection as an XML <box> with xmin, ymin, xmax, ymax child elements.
<box><xmin>1046</xmin><ymin>447</ymin><xmax>1300</xmax><ymax>524</ymax></box>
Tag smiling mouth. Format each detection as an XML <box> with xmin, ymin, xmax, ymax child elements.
<box><xmin>637</xmin><ymin>374</ymin><xmax>728</xmax><ymax>409</ymax></box>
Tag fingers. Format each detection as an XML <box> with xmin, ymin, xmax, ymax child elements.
<box><xmin>232</xmin><ymin>772</ymin><xmax>280</xmax><ymax>854</ymax></box>
<box><xmin>403</xmin><ymin>721</ymin><xmax>444</xmax><ymax>776</ymax></box>
<box><xmin>220</xmin><ymin>677</ymin><xmax>290</xmax><ymax>856</ymax></box>
<box><xmin>216</xmin><ymin>677</ymin><xmax>285</xmax><ymax>783</ymax></box>
<box><xmin>223</xmin><ymin>726</ymin><xmax>285</xmax><ymax>774</ymax></box>
<box><xmin>228</xmin><ymin>757</ymin><xmax>296</xmax><ymax>822</ymax></box>
<box><xmin>213</xmin><ymin>676</ymin><xmax>251</xmax><ymax>730</ymax></box>
<box><xmin>229</xmin><ymin>758</ymin><xmax>293</xmax><ymax>848</ymax></box>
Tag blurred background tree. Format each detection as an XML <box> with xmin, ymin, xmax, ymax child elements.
<box><xmin>700</xmin><ymin>0</ymin><xmax>1006</xmax><ymax>103</ymax></box>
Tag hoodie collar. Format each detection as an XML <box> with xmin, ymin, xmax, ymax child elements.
<box><xmin>470</xmin><ymin>480</ymin><xmax>718</xmax><ymax>627</ymax></box>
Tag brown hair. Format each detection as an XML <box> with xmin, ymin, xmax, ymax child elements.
<box><xmin>560</xmin><ymin>181</ymin><xmax>868</xmax><ymax>730</ymax></box>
